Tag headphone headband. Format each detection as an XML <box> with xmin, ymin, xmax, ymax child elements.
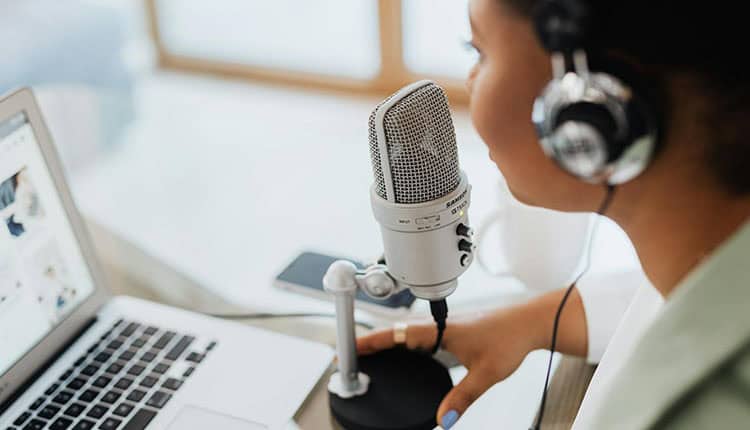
<box><xmin>533</xmin><ymin>0</ymin><xmax>590</xmax><ymax>54</ymax></box>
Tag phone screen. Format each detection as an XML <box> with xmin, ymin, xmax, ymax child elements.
<box><xmin>275</xmin><ymin>252</ymin><xmax>416</xmax><ymax>309</ymax></box>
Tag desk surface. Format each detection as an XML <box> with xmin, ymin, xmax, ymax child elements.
<box><xmin>92</xmin><ymin>219</ymin><xmax>561</xmax><ymax>430</ymax></box>
<box><xmin>71</xmin><ymin>73</ymin><xmax>637</xmax><ymax>428</ymax></box>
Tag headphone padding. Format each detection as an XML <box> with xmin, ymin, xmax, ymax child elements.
<box><xmin>554</xmin><ymin>102</ymin><xmax>622</xmax><ymax>161</ymax></box>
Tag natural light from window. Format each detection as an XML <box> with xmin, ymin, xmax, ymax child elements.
<box><xmin>402</xmin><ymin>0</ymin><xmax>475</xmax><ymax>79</ymax></box>
<box><xmin>156</xmin><ymin>0</ymin><xmax>381</xmax><ymax>80</ymax></box>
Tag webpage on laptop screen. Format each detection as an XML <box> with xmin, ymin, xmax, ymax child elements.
<box><xmin>0</xmin><ymin>112</ymin><xmax>96</xmax><ymax>377</ymax></box>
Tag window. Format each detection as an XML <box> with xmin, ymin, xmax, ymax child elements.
<box><xmin>146</xmin><ymin>0</ymin><xmax>472</xmax><ymax>104</ymax></box>
<box><xmin>155</xmin><ymin>0</ymin><xmax>381</xmax><ymax>80</ymax></box>
<box><xmin>402</xmin><ymin>0</ymin><xmax>474</xmax><ymax>79</ymax></box>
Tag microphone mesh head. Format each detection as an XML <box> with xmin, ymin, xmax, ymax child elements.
<box><xmin>368</xmin><ymin>82</ymin><xmax>460</xmax><ymax>204</ymax></box>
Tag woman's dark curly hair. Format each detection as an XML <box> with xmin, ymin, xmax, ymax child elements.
<box><xmin>503</xmin><ymin>0</ymin><xmax>750</xmax><ymax>195</ymax></box>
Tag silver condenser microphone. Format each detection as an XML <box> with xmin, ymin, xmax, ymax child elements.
<box><xmin>323</xmin><ymin>81</ymin><xmax>465</xmax><ymax>429</ymax></box>
<box><xmin>368</xmin><ymin>80</ymin><xmax>474</xmax><ymax>301</ymax></box>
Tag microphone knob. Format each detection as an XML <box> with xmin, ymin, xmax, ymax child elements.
<box><xmin>458</xmin><ymin>239</ymin><xmax>474</xmax><ymax>253</ymax></box>
<box><xmin>456</xmin><ymin>223</ymin><xmax>473</xmax><ymax>238</ymax></box>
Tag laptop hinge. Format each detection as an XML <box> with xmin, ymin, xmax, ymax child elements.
<box><xmin>0</xmin><ymin>316</ymin><xmax>98</xmax><ymax>415</ymax></box>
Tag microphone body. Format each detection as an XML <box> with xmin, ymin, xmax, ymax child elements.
<box><xmin>368</xmin><ymin>80</ymin><xmax>474</xmax><ymax>300</ymax></box>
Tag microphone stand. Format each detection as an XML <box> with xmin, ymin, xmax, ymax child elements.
<box><xmin>324</xmin><ymin>260</ymin><xmax>453</xmax><ymax>430</ymax></box>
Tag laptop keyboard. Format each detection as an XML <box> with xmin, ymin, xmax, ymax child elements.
<box><xmin>7</xmin><ymin>319</ymin><xmax>217</xmax><ymax>430</ymax></box>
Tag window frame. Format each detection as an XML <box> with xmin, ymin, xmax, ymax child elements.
<box><xmin>144</xmin><ymin>0</ymin><xmax>469</xmax><ymax>104</ymax></box>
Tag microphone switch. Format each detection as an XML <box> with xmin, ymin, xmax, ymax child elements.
<box><xmin>456</xmin><ymin>223</ymin><xmax>473</xmax><ymax>237</ymax></box>
<box><xmin>458</xmin><ymin>238</ymin><xmax>474</xmax><ymax>253</ymax></box>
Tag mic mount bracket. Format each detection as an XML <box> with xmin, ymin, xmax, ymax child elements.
<box><xmin>323</xmin><ymin>260</ymin><xmax>401</xmax><ymax>398</ymax></box>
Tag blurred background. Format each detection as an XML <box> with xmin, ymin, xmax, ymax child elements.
<box><xmin>1</xmin><ymin>0</ymin><xmax>474</xmax><ymax>174</ymax></box>
<box><xmin>0</xmin><ymin>0</ymin><xmax>638</xmax><ymax>315</ymax></box>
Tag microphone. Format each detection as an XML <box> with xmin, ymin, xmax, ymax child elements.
<box><xmin>367</xmin><ymin>80</ymin><xmax>474</xmax><ymax>301</ymax></box>
<box><xmin>325</xmin><ymin>81</ymin><xmax>466</xmax><ymax>430</ymax></box>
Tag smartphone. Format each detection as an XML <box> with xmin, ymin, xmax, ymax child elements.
<box><xmin>273</xmin><ymin>251</ymin><xmax>416</xmax><ymax>315</ymax></box>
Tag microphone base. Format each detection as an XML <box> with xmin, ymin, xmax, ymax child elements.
<box><xmin>329</xmin><ymin>347</ymin><xmax>453</xmax><ymax>430</ymax></box>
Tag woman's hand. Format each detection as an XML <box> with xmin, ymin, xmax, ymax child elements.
<box><xmin>356</xmin><ymin>307</ymin><xmax>542</xmax><ymax>429</ymax></box>
<box><xmin>356</xmin><ymin>288</ymin><xmax>588</xmax><ymax>428</ymax></box>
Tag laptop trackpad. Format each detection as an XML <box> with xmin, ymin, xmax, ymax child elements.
<box><xmin>168</xmin><ymin>405</ymin><xmax>268</xmax><ymax>430</ymax></box>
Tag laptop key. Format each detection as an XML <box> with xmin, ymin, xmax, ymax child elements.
<box><xmin>153</xmin><ymin>332</ymin><xmax>175</xmax><ymax>349</ymax></box>
<box><xmin>59</xmin><ymin>369</ymin><xmax>73</xmax><ymax>381</ymax></box>
<box><xmin>185</xmin><ymin>352</ymin><xmax>203</xmax><ymax>363</ymax></box>
<box><xmin>145</xmin><ymin>391</ymin><xmax>171</xmax><ymax>409</ymax></box>
<box><xmin>121</xmin><ymin>323</ymin><xmax>139</xmax><ymax>337</ymax></box>
<box><xmin>121</xmin><ymin>409</ymin><xmax>156</xmax><ymax>430</ymax></box>
<box><xmin>45</xmin><ymin>383</ymin><xmax>59</xmax><ymax>395</ymax></box>
<box><xmin>94</xmin><ymin>352</ymin><xmax>111</xmax><ymax>363</ymax></box>
<box><xmin>81</xmin><ymin>365</ymin><xmax>99</xmax><ymax>377</ymax></box>
<box><xmin>30</xmin><ymin>396</ymin><xmax>45</xmax><ymax>410</ymax></box>
<box><xmin>67</xmin><ymin>377</ymin><xmax>87</xmax><ymax>390</ymax></box>
<box><xmin>78</xmin><ymin>389</ymin><xmax>99</xmax><ymax>403</ymax></box>
<box><xmin>92</xmin><ymin>376</ymin><xmax>111</xmax><ymax>389</ymax></box>
<box><xmin>125</xmin><ymin>390</ymin><xmax>146</xmax><ymax>403</ymax></box>
<box><xmin>99</xmin><ymin>417</ymin><xmax>122</xmax><ymax>430</ymax></box>
<box><xmin>49</xmin><ymin>417</ymin><xmax>73</xmax><ymax>430</ymax></box>
<box><xmin>106</xmin><ymin>363</ymin><xmax>123</xmax><ymax>375</ymax></box>
<box><xmin>13</xmin><ymin>411</ymin><xmax>30</xmax><ymax>426</ymax></box>
<box><xmin>139</xmin><ymin>375</ymin><xmax>158</xmax><ymax>388</ymax></box>
<box><xmin>127</xmin><ymin>365</ymin><xmax>145</xmax><ymax>377</ymax></box>
<box><xmin>140</xmin><ymin>351</ymin><xmax>156</xmax><ymax>363</ymax></box>
<box><xmin>166</xmin><ymin>336</ymin><xmax>194</xmax><ymax>361</ymax></box>
<box><xmin>107</xmin><ymin>340</ymin><xmax>123</xmax><ymax>350</ymax></box>
<box><xmin>118</xmin><ymin>350</ymin><xmax>135</xmax><ymax>362</ymax></box>
<box><xmin>102</xmin><ymin>391</ymin><xmax>122</xmax><ymax>404</ymax></box>
<box><xmin>38</xmin><ymin>404</ymin><xmax>60</xmax><ymax>419</ymax></box>
<box><xmin>52</xmin><ymin>391</ymin><xmax>74</xmax><ymax>405</ymax></box>
<box><xmin>22</xmin><ymin>419</ymin><xmax>46</xmax><ymax>430</ymax></box>
<box><xmin>131</xmin><ymin>338</ymin><xmax>147</xmax><ymax>349</ymax></box>
<box><xmin>113</xmin><ymin>403</ymin><xmax>135</xmax><ymax>417</ymax></box>
<box><xmin>72</xmin><ymin>419</ymin><xmax>95</xmax><ymax>430</ymax></box>
<box><xmin>86</xmin><ymin>404</ymin><xmax>108</xmax><ymax>419</ymax></box>
<box><xmin>114</xmin><ymin>378</ymin><xmax>134</xmax><ymax>390</ymax></box>
<box><xmin>162</xmin><ymin>378</ymin><xmax>182</xmax><ymax>391</ymax></box>
<box><xmin>64</xmin><ymin>403</ymin><xmax>86</xmax><ymax>418</ymax></box>
<box><xmin>74</xmin><ymin>356</ymin><xmax>87</xmax><ymax>367</ymax></box>
<box><xmin>144</xmin><ymin>326</ymin><xmax>158</xmax><ymax>336</ymax></box>
<box><xmin>152</xmin><ymin>363</ymin><xmax>169</xmax><ymax>375</ymax></box>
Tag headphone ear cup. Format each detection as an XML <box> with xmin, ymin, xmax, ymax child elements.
<box><xmin>546</xmin><ymin>102</ymin><xmax>619</xmax><ymax>181</ymax></box>
<box><xmin>548</xmin><ymin>120</ymin><xmax>608</xmax><ymax>181</ymax></box>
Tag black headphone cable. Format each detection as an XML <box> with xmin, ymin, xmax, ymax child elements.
<box><xmin>531</xmin><ymin>184</ymin><xmax>616</xmax><ymax>430</ymax></box>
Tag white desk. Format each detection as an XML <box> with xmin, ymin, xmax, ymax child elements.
<box><xmin>71</xmin><ymin>73</ymin><xmax>639</xmax><ymax>429</ymax></box>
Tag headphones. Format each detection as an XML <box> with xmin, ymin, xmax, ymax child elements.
<box><xmin>531</xmin><ymin>0</ymin><xmax>660</xmax><ymax>185</ymax></box>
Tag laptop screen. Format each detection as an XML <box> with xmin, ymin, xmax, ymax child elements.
<box><xmin>0</xmin><ymin>111</ymin><xmax>97</xmax><ymax>377</ymax></box>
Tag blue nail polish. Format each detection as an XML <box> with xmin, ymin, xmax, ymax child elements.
<box><xmin>441</xmin><ymin>410</ymin><xmax>459</xmax><ymax>429</ymax></box>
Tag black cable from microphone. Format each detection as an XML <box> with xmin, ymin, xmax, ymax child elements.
<box><xmin>430</xmin><ymin>299</ymin><xmax>448</xmax><ymax>354</ymax></box>
<box><xmin>531</xmin><ymin>184</ymin><xmax>616</xmax><ymax>430</ymax></box>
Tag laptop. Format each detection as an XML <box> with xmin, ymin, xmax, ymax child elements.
<box><xmin>0</xmin><ymin>88</ymin><xmax>334</xmax><ymax>430</ymax></box>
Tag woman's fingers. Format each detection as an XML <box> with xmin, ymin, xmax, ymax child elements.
<box><xmin>356</xmin><ymin>323</ymin><xmax>438</xmax><ymax>355</ymax></box>
<box><xmin>436</xmin><ymin>366</ymin><xmax>496</xmax><ymax>429</ymax></box>
<box><xmin>356</xmin><ymin>329</ymin><xmax>395</xmax><ymax>355</ymax></box>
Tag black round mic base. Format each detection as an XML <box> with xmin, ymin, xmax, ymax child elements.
<box><xmin>329</xmin><ymin>348</ymin><xmax>453</xmax><ymax>430</ymax></box>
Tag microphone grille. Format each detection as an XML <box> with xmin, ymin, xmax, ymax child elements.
<box><xmin>368</xmin><ymin>82</ymin><xmax>460</xmax><ymax>204</ymax></box>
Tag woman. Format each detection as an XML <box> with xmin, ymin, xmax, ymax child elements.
<box><xmin>358</xmin><ymin>0</ymin><xmax>750</xmax><ymax>428</ymax></box>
